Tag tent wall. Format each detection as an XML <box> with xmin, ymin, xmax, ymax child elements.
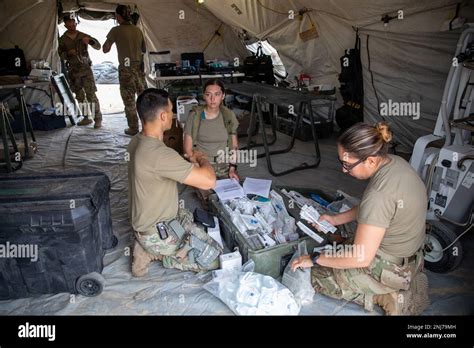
<box><xmin>0</xmin><ymin>0</ymin><xmax>59</xmax><ymax>108</ymax></box>
<box><xmin>204</xmin><ymin>0</ymin><xmax>474</xmax><ymax>150</ymax></box>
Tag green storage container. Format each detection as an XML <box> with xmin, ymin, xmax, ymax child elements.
<box><xmin>209</xmin><ymin>186</ymin><xmax>338</xmax><ymax>279</ymax></box>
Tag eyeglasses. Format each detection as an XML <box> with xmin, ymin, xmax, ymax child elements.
<box><xmin>339</xmin><ymin>156</ymin><xmax>367</xmax><ymax>172</ymax></box>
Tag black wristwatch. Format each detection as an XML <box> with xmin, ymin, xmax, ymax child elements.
<box><xmin>310</xmin><ymin>251</ymin><xmax>321</xmax><ymax>265</ymax></box>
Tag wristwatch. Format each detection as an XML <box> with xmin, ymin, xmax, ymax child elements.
<box><xmin>310</xmin><ymin>251</ymin><xmax>321</xmax><ymax>265</ymax></box>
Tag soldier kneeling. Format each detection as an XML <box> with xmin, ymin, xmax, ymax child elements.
<box><xmin>128</xmin><ymin>88</ymin><xmax>221</xmax><ymax>275</ymax></box>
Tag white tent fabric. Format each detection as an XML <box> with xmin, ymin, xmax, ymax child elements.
<box><xmin>204</xmin><ymin>0</ymin><xmax>473</xmax><ymax>150</ymax></box>
<box><xmin>1</xmin><ymin>0</ymin><xmax>474</xmax><ymax>150</ymax></box>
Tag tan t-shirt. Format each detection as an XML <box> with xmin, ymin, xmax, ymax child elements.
<box><xmin>106</xmin><ymin>22</ymin><xmax>144</xmax><ymax>66</ymax></box>
<box><xmin>128</xmin><ymin>134</ymin><xmax>193</xmax><ymax>234</ymax></box>
<box><xmin>184</xmin><ymin>111</ymin><xmax>238</xmax><ymax>158</ymax></box>
<box><xmin>357</xmin><ymin>155</ymin><xmax>427</xmax><ymax>258</ymax></box>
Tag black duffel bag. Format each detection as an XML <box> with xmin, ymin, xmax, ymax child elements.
<box><xmin>243</xmin><ymin>45</ymin><xmax>275</xmax><ymax>85</ymax></box>
<box><xmin>0</xmin><ymin>45</ymin><xmax>29</xmax><ymax>76</ymax></box>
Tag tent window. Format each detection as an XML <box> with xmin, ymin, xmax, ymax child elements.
<box><xmin>246</xmin><ymin>40</ymin><xmax>287</xmax><ymax>79</ymax></box>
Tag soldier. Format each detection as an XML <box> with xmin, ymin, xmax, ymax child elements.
<box><xmin>103</xmin><ymin>4</ymin><xmax>146</xmax><ymax>136</ymax></box>
<box><xmin>128</xmin><ymin>88</ymin><xmax>222</xmax><ymax>276</ymax></box>
<box><xmin>291</xmin><ymin>122</ymin><xmax>430</xmax><ymax>315</ymax></box>
<box><xmin>58</xmin><ymin>15</ymin><xmax>103</xmax><ymax>128</ymax></box>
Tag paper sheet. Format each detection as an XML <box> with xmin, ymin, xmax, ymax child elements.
<box><xmin>214</xmin><ymin>179</ymin><xmax>245</xmax><ymax>201</ymax></box>
<box><xmin>243</xmin><ymin>177</ymin><xmax>272</xmax><ymax>198</ymax></box>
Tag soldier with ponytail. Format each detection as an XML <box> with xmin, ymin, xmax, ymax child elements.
<box><xmin>292</xmin><ymin>121</ymin><xmax>430</xmax><ymax>316</ymax></box>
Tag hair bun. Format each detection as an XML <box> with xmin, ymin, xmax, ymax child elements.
<box><xmin>375</xmin><ymin>122</ymin><xmax>392</xmax><ymax>143</ymax></box>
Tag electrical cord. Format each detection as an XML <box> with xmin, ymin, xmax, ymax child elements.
<box><xmin>441</xmin><ymin>222</ymin><xmax>472</xmax><ymax>252</ymax></box>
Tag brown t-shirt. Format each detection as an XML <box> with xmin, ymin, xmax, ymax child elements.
<box><xmin>357</xmin><ymin>155</ymin><xmax>427</xmax><ymax>257</ymax></box>
<box><xmin>128</xmin><ymin>134</ymin><xmax>193</xmax><ymax>234</ymax></box>
<box><xmin>106</xmin><ymin>22</ymin><xmax>144</xmax><ymax>66</ymax></box>
<box><xmin>184</xmin><ymin>110</ymin><xmax>238</xmax><ymax>158</ymax></box>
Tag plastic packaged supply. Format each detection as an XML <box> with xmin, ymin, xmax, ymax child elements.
<box><xmin>281</xmin><ymin>241</ymin><xmax>315</xmax><ymax>306</ymax></box>
<box><xmin>204</xmin><ymin>271</ymin><xmax>301</xmax><ymax>315</ymax></box>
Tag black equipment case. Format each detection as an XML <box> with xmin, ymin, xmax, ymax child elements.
<box><xmin>0</xmin><ymin>171</ymin><xmax>118</xmax><ymax>300</ymax></box>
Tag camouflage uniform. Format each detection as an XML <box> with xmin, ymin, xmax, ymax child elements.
<box><xmin>311</xmin><ymin>248</ymin><xmax>427</xmax><ymax>313</ymax></box>
<box><xmin>212</xmin><ymin>159</ymin><xmax>230</xmax><ymax>179</ymax></box>
<box><xmin>105</xmin><ymin>21</ymin><xmax>146</xmax><ymax>133</ymax></box>
<box><xmin>135</xmin><ymin>208</ymin><xmax>222</xmax><ymax>272</ymax></box>
<box><xmin>58</xmin><ymin>31</ymin><xmax>102</xmax><ymax>121</ymax></box>
<box><xmin>118</xmin><ymin>62</ymin><xmax>145</xmax><ymax>131</ymax></box>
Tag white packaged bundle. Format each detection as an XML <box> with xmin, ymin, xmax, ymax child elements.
<box><xmin>204</xmin><ymin>270</ymin><xmax>301</xmax><ymax>315</ymax></box>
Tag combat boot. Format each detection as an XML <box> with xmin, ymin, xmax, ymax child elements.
<box><xmin>77</xmin><ymin>117</ymin><xmax>93</xmax><ymax>126</ymax></box>
<box><xmin>374</xmin><ymin>272</ymin><xmax>430</xmax><ymax>315</ymax></box>
<box><xmin>131</xmin><ymin>240</ymin><xmax>162</xmax><ymax>277</ymax></box>
<box><xmin>94</xmin><ymin>119</ymin><xmax>102</xmax><ymax>129</ymax></box>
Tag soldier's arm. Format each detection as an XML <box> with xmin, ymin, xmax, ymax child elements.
<box><xmin>103</xmin><ymin>38</ymin><xmax>113</xmax><ymax>53</ymax></box>
<box><xmin>182</xmin><ymin>155</ymin><xmax>216</xmax><ymax>190</ymax></box>
<box><xmin>103</xmin><ymin>30</ymin><xmax>115</xmax><ymax>53</ymax></box>
<box><xmin>317</xmin><ymin>224</ymin><xmax>386</xmax><ymax>269</ymax></box>
<box><xmin>141</xmin><ymin>38</ymin><xmax>146</xmax><ymax>54</ymax></box>
<box><xmin>87</xmin><ymin>35</ymin><xmax>101</xmax><ymax>50</ymax></box>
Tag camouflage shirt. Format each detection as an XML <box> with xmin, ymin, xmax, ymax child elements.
<box><xmin>58</xmin><ymin>30</ymin><xmax>101</xmax><ymax>68</ymax></box>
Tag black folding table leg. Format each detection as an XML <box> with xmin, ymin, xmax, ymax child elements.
<box><xmin>260</xmin><ymin>99</ymin><xmax>321</xmax><ymax>176</ymax></box>
<box><xmin>257</xmin><ymin>101</ymin><xmax>304</xmax><ymax>159</ymax></box>
<box><xmin>6</xmin><ymin>111</ymin><xmax>22</xmax><ymax>172</ymax></box>
<box><xmin>17</xmin><ymin>88</ymin><xmax>36</xmax><ymax>159</ymax></box>
<box><xmin>241</xmin><ymin>94</ymin><xmax>277</xmax><ymax>151</ymax></box>
<box><xmin>0</xmin><ymin>107</ymin><xmax>12</xmax><ymax>173</ymax></box>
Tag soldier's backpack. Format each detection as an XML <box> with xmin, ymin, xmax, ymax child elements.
<box><xmin>336</xmin><ymin>32</ymin><xmax>364</xmax><ymax>133</ymax></box>
<box><xmin>0</xmin><ymin>45</ymin><xmax>29</xmax><ymax>76</ymax></box>
<box><xmin>243</xmin><ymin>45</ymin><xmax>275</xmax><ymax>85</ymax></box>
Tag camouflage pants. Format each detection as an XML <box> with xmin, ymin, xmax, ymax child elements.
<box><xmin>68</xmin><ymin>65</ymin><xmax>102</xmax><ymax>120</ymax></box>
<box><xmin>135</xmin><ymin>208</ymin><xmax>221</xmax><ymax>272</ymax></box>
<box><xmin>311</xmin><ymin>249</ymin><xmax>425</xmax><ymax>311</ymax></box>
<box><xmin>212</xmin><ymin>160</ymin><xmax>230</xmax><ymax>179</ymax></box>
<box><xmin>118</xmin><ymin>64</ymin><xmax>146</xmax><ymax>130</ymax></box>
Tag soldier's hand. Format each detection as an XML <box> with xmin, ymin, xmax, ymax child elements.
<box><xmin>82</xmin><ymin>36</ymin><xmax>90</xmax><ymax>45</ymax></box>
<box><xmin>290</xmin><ymin>255</ymin><xmax>313</xmax><ymax>272</ymax></box>
<box><xmin>67</xmin><ymin>48</ymin><xmax>76</xmax><ymax>56</ymax></box>
<box><xmin>184</xmin><ymin>152</ymin><xmax>198</xmax><ymax>165</ymax></box>
<box><xmin>192</xmin><ymin>151</ymin><xmax>209</xmax><ymax>166</ymax></box>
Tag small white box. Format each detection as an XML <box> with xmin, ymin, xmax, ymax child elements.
<box><xmin>219</xmin><ymin>250</ymin><xmax>242</xmax><ymax>272</ymax></box>
<box><xmin>176</xmin><ymin>96</ymin><xmax>199</xmax><ymax>124</ymax></box>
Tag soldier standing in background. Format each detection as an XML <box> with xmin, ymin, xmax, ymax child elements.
<box><xmin>103</xmin><ymin>4</ymin><xmax>146</xmax><ymax>136</ymax></box>
<box><xmin>58</xmin><ymin>15</ymin><xmax>103</xmax><ymax>128</ymax></box>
